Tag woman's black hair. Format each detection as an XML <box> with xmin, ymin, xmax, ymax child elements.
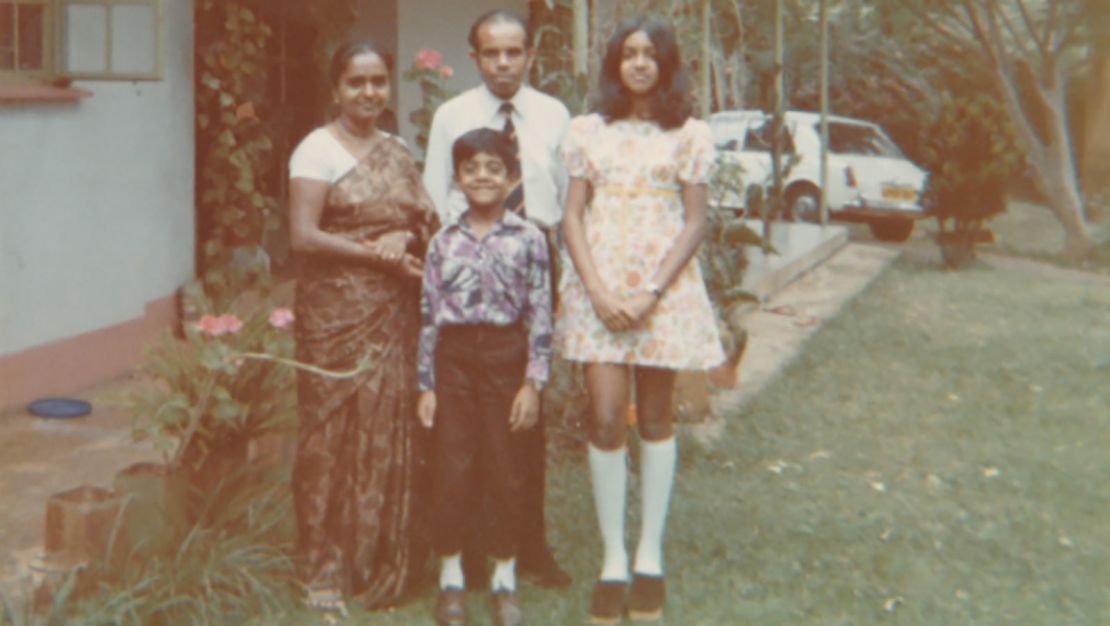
<box><xmin>451</xmin><ymin>128</ymin><xmax>519</xmax><ymax>178</ymax></box>
<box><xmin>328</xmin><ymin>40</ymin><xmax>393</xmax><ymax>88</ymax></box>
<box><xmin>593</xmin><ymin>16</ymin><xmax>693</xmax><ymax>129</ymax></box>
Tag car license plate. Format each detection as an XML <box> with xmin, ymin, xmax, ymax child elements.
<box><xmin>882</xmin><ymin>187</ymin><xmax>916</xmax><ymax>201</ymax></box>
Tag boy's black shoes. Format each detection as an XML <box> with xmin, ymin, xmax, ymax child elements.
<box><xmin>518</xmin><ymin>549</ymin><xmax>572</xmax><ymax>589</ymax></box>
<box><xmin>490</xmin><ymin>590</ymin><xmax>524</xmax><ymax>626</ymax></box>
<box><xmin>587</xmin><ymin>580</ymin><xmax>628</xmax><ymax>625</ymax></box>
<box><xmin>435</xmin><ymin>587</ymin><xmax>468</xmax><ymax>626</ymax></box>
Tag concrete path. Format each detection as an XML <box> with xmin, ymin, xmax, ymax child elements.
<box><xmin>0</xmin><ymin>376</ymin><xmax>160</xmax><ymax>605</ymax></box>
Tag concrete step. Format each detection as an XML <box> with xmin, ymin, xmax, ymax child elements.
<box><xmin>741</xmin><ymin>220</ymin><xmax>850</xmax><ymax>302</ymax></box>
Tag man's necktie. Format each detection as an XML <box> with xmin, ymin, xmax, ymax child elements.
<box><xmin>500</xmin><ymin>102</ymin><xmax>525</xmax><ymax>217</ymax></box>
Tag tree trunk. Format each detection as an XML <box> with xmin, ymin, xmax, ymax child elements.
<box><xmin>1038</xmin><ymin>149</ymin><xmax>1094</xmax><ymax>259</ymax></box>
<box><xmin>1035</xmin><ymin>77</ymin><xmax>1093</xmax><ymax>259</ymax></box>
<box><xmin>993</xmin><ymin>66</ymin><xmax>1093</xmax><ymax>259</ymax></box>
<box><xmin>1085</xmin><ymin>43</ymin><xmax>1110</xmax><ymax>198</ymax></box>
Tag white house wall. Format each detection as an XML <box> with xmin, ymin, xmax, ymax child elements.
<box><xmin>0</xmin><ymin>1</ymin><xmax>194</xmax><ymax>358</ymax></box>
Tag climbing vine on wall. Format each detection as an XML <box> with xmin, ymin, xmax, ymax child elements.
<box><xmin>195</xmin><ymin>0</ymin><xmax>359</xmax><ymax>306</ymax></box>
<box><xmin>195</xmin><ymin>0</ymin><xmax>278</xmax><ymax>305</ymax></box>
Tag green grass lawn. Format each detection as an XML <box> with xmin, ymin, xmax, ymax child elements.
<box><xmin>26</xmin><ymin>253</ymin><xmax>1108</xmax><ymax>625</ymax></box>
<box><xmin>322</xmin><ymin>254</ymin><xmax>1107</xmax><ymax>625</ymax></box>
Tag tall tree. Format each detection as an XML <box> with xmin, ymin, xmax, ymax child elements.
<box><xmin>902</xmin><ymin>0</ymin><xmax>1093</xmax><ymax>258</ymax></box>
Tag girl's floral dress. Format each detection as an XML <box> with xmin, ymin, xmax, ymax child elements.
<box><xmin>557</xmin><ymin>113</ymin><xmax>724</xmax><ymax>369</ymax></box>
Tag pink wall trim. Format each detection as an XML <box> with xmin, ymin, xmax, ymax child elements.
<box><xmin>0</xmin><ymin>294</ymin><xmax>178</xmax><ymax>412</ymax></box>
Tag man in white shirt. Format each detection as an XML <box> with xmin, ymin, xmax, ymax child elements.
<box><xmin>423</xmin><ymin>13</ymin><xmax>569</xmax><ymax>229</ymax></box>
<box><xmin>422</xmin><ymin>8</ymin><xmax>572</xmax><ymax>593</ymax></box>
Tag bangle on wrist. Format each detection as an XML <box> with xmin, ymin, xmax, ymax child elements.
<box><xmin>644</xmin><ymin>280</ymin><xmax>663</xmax><ymax>299</ymax></box>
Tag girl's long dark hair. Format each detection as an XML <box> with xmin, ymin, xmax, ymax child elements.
<box><xmin>593</xmin><ymin>17</ymin><xmax>693</xmax><ymax>130</ymax></box>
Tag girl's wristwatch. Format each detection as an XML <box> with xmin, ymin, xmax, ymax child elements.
<box><xmin>645</xmin><ymin>281</ymin><xmax>663</xmax><ymax>298</ymax></box>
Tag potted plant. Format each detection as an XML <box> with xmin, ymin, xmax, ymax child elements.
<box><xmin>920</xmin><ymin>94</ymin><xmax>1023</xmax><ymax>268</ymax></box>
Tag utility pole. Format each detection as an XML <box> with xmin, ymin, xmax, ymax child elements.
<box><xmin>767</xmin><ymin>0</ymin><xmax>784</xmax><ymax>241</ymax></box>
<box><xmin>819</xmin><ymin>0</ymin><xmax>829</xmax><ymax>225</ymax></box>
<box><xmin>701</xmin><ymin>0</ymin><xmax>711</xmax><ymax>118</ymax></box>
<box><xmin>573</xmin><ymin>0</ymin><xmax>588</xmax><ymax>78</ymax></box>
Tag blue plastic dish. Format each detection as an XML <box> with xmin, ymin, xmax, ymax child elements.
<box><xmin>27</xmin><ymin>398</ymin><xmax>92</xmax><ymax>418</ymax></box>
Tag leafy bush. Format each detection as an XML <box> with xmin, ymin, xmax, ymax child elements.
<box><xmin>920</xmin><ymin>94</ymin><xmax>1023</xmax><ymax>267</ymax></box>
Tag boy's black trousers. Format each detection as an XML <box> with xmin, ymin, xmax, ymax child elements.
<box><xmin>431</xmin><ymin>323</ymin><xmax>530</xmax><ymax>560</ymax></box>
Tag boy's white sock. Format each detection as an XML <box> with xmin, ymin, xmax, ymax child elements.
<box><xmin>633</xmin><ymin>436</ymin><xmax>677</xmax><ymax>576</ymax></box>
<box><xmin>440</xmin><ymin>553</ymin><xmax>464</xmax><ymax>590</ymax></box>
<box><xmin>589</xmin><ymin>443</ymin><xmax>629</xmax><ymax>581</ymax></box>
<box><xmin>491</xmin><ymin>557</ymin><xmax>517</xmax><ymax>592</ymax></box>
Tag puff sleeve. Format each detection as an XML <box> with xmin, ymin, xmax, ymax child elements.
<box><xmin>560</xmin><ymin>114</ymin><xmax>596</xmax><ymax>179</ymax></box>
<box><xmin>675</xmin><ymin>118</ymin><xmax>716</xmax><ymax>185</ymax></box>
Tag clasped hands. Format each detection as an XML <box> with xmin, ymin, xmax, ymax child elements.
<box><xmin>588</xmin><ymin>288</ymin><xmax>659</xmax><ymax>333</ymax></box>
<box><xmin>363</xmin><ymin>230</ymin><xmax>422</xmax><ymax>278</ymax></box>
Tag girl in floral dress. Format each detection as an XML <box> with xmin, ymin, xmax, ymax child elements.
<box><xmin>559</xmin><ymin>16</ymin><xmax>724</xmax><ymax>624</ymax></box>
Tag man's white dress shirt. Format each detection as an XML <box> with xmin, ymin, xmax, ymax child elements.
<box><xmin>422</xmin><ymin>84</ymin><xmax>571</xmax><ymax>228</ymax></box>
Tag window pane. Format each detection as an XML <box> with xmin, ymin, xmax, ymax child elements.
<box><xmin>110</xmin><ymin>4</ymin><xmax>155</xmax><ymax>74</ymax></box>
<box><xmin>66</xmin><ymin>4</ymin><xmax>108</xmax><ymax>73</ymax></box>
<box><xmin>0</xmin><ymin>5</ymin><xmax>14</xmax><ymax>70</ymax></box>
<box><xmin>17</xmin><ymin>4</ymin><xmax>45</xmax><ymax>70</ymax></box>
<box><xmin>744</xmin><ymin>120</ymin><xmax>795</xmax><ymax>154</ymax></box>
<box><xmin>828</xmin><ymin>124</ymin><xmax>902</xmax><ymax>158</ymax></box>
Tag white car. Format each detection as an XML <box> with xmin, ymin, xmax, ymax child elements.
<box><xmin>709</xmin><ymin>110</ymin><xmax>929</xmax><ymax>242</ymax></box>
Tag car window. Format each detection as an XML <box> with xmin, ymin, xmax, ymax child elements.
<box><xmin>827</xmin><ymin>123</ymin><xmax>904</xmax><ymax>158</ymax></box>
<box><xmin>743</xmin><ymin>119</ymin><xmax>795</xmax><ymax>154</ymax></box>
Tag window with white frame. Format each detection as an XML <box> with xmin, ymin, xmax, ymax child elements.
<box><xmin>0</xmin><ymin>0</ymin><xmax>161</xmax><ymax>82</ymax></box>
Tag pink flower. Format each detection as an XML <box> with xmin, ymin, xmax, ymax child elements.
<box><xmin>193</xmin><ymin>313</ymin><xmax>243</xmax><ymax>337</ymax></box>
<box><xmin>269</xmin><ymin>308</ymin><xmax>295</xmax><ymax>329</ymax></box>
<box><xmin>438</xmin><ymin>65</ymin><xmax>454</xmax><ymax>78</ymax></box>
<box><xmin>414</xmin><ymin>47</ymin><xmax>442</xmax><ymax>70</ymax></box>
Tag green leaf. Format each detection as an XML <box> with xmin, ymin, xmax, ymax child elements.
<box><xmin>219</xmin><ymin>130</ymin><xmax>236</xmax><ymax>147</ymax></box>
<box><xmin>228</xmin><ymin>149</ymin><xmax>249</xmax><ymax>169</ymax></box>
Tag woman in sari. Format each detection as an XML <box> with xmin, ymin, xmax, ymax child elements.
<box><xmin>288</xmin><ymin>40</ymin><xmax>439</xmax><ymax>615</ymax></box>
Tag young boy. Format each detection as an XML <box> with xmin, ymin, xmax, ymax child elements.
<box><xmin>417</xmin><ymin>128</ymin><xmax>552</xmax><ymax>626</ymax></box>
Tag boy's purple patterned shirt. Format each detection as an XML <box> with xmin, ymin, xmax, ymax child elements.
<box><xmin>417</xmin><ymin>210</ymin><xmax>552</xmax><ymax>391</ymax></box>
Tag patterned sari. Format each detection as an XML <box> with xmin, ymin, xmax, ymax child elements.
<box><xmin>292</xmin><ymin>134</ymin><xmax>439</xmax><ymax>608</ymax></box>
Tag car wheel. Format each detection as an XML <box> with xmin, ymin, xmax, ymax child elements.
<box><xmin>785</xmin><ymin>186</ymin><xmax>820</xmax><ymax>223</ymax></box>
<box><xmin>868</xmin><ymin>218</ymin><xmax>915</xmax><ymax>242</ymax></box>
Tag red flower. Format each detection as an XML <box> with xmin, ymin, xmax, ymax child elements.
<box><xmin>438</xmin><ymin>65</ymin><xmax>454</xmax><ymax>78</ymax></box>
<box><xmin>414</xmin><ymin>47</ymin><xmax>442</xmax><ymax>70</ymax></box>
<box><xmin>193</xmin><ymin>313</ymin><xmax>243</xmax><ymax>337</ymax></box>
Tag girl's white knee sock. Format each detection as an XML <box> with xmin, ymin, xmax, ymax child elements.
<box><xmin>589</xmin><ymin>443</ymin><xmax>629</xmax><ymax>581</ymax></box>
<box><xmin>633</xmin><ymin>436</ymin><xmax>676</xmax><ymax>576</ymax></box>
